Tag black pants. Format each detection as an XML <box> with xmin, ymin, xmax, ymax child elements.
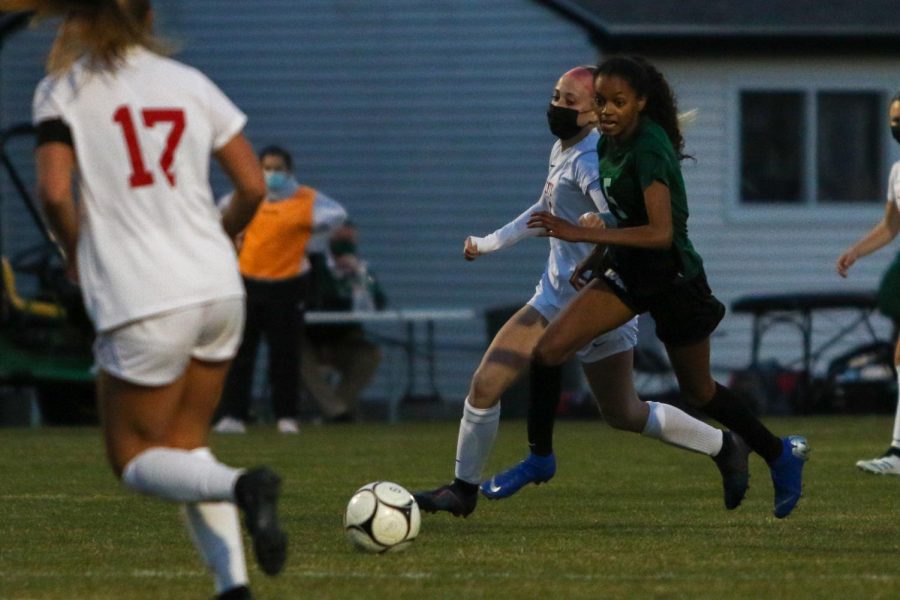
<box><xmin>219</xmin><ymin>276</ymin><xmax>307</xmax><ymax>421</ymax></box>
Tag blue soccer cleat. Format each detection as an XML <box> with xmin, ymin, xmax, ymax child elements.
<box><xmin>769</xmin><ymin>435</ymin><xmax>810</xmax><ymax>519</ymax></box>
<box><xmin>480</xmin><ymin>453</ymin><xmax>556</xmax><ymax>500</ymax></box>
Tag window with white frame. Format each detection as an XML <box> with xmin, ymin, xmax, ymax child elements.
<box><xmin>739</xmin><ymin>89</ymin><xmax>883</xmax><ymax>205</ymax></box>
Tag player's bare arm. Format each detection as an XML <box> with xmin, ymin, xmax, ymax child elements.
<box><xmin>567</xmin><ymin>213</ymin><xmax>607</xmax><ymax>290</ymax></box>
<box><xmin>569</xmin><ymin>245</ymin><xmax>605</xmax><ymax>291</ymax></box>
<box><xmin>216</xmin><ymin>133</ymin><xmax>266</xmax><ymax>238</ymax></box>
<box><xmin>528</xmin><ymin>180</ymin><xmax>673</xmax><ymax>250</ymax></box>
<box><xmin>837</xmin><ymin>200</ymin><xmax>900</xmax><ymax>277</ymax></box>
<box><xmin>35</xmin><ymin>141</ymin><xmax>79</xmax><ymax>279</ymax></box>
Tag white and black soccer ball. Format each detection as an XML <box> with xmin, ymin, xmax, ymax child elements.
<box><xmin>343</xmin><ymin>481</ymin><xmax>421</xmax><ymax>553</ymax></box>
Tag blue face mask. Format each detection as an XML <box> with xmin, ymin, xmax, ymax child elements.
<box><xmin>265</xmin><ymin>170</ymin><xmax>288</xmax><ymax>191</ymax></box>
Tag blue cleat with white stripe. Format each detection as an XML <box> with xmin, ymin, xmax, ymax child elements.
<box><xmin>480</xmin><ymin>453</ymin><xmax>556</xmax><ymax>500</ymax></box>
<box><xmin>769</xmin><ymin>435</ymin><xmax>809</xmax><ymax>519</ymax></box>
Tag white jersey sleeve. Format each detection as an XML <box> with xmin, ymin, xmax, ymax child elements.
<box><xmin>888</xmin><ymin>161</ymin><xmax>900</xmax><ymax>208</ymax></box>
<box><xmin>572</xmin><ymin>152</ymin><xmax>608</xmax><ymax>213</ymax></box>
<box><xmin>202</xmin><ymin>73</ymin><xmax>247</xmax><ymax>151</ymax></box>
<box><xmin>469</xmin><ymin>197</ymin><xmax>545</xmax><ymax>254</ymax></box>
<box><xmin>33</xmin><ymin>77</ymin><xmax>66</xmax><ymax>125</ymax></box>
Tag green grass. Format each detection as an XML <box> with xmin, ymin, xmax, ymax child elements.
<box><xmin>2</xmin><ymin>416</ymin><xmax>900</xmax><ymax>599</ymax></box>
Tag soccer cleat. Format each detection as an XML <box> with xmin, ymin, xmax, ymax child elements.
<box><xmin>712</xmin><ymin>431</ymin><xmax>751</xmax><ymax>510</ymax></box>
<box><xmin>276</xmin><ymin>418</ymin><xmax>300</xmax><ymax>435</ymax></box>
<box><xmin>235</xmin><ymin>468</ymin><xmax>288</xmax><ymax>576</ymax></box>
<box><xmin>217</xmin><ymin>585</ymin><xmax>252</xmax><ymax>600</ymax></box>
<box><xmin>413</xmin><ymin>480</ymin><xmax>478</xmax><ymax>517</ymax></box>
<box><xmin>480</xmin><ymin>452</ymin><xmax>556</xmax><ymax>500</ymax></box>
<box><xmin>213</xmin><ymin>416</ymin><xmax>246</xmax><ymax>434</ymax></box>
<box><xmin>769</xmin><ymin>435</ymin><xmax>809</xmax><ymax>519</ymax></box>
<box><xmin>856</xmin><ymin>452</ymin><xmax>900</xmax><ymax>476</ymax></box>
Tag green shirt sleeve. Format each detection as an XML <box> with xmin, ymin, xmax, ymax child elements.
<box><xmin>634</xmin><ymin>142</ymin><xmax>673</xmax><ymax>191</ymax></box>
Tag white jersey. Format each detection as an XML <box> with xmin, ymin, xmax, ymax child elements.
<box><xmin>889</xmin><ymin>160</ymin><xmax>900</xmax><ymax>209</ymax></box>
<box><xmin>470</xmin><ymin>130</ymin><xmax>608</xmax><ymax>310</ymax></box>
<box><xmin>33</xmin><ymin>47</ymin><xmax>246</xmax><ymax>331</ymax></box>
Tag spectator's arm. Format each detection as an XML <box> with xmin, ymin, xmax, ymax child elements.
<box><xmin>312</xmin><ymin>191</ymin><xmax>347</xmax><ymax>233</ymax></box>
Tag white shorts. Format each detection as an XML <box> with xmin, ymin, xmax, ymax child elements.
<box><xmin>93</xmin><ymin>297</ymin><xmax>245</xmax><ymax>386</ymax></box>
<box><xmin>527</xmin><ymin>288</ymin><xmax>638</xmax><ymax>364</ymax></box>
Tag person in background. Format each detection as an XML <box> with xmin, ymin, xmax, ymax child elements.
<box><xmin>214</xmin><ymin>145</ymin><xmax>346</xmax><ymax>434</ymax></box>
<box><xmin>836</xmin><ymin>91</ymin><xmax>900</xmax><ymax>475</ymax></box>
<box><xmin>17</xmin><ymin>0</ymin><xmax>286</xmax><ymax>596</ymax></box>
<box><xmin>301</xmin><ymin>222</ymin><xmax>386</xmax><ymax>422</ymax></box>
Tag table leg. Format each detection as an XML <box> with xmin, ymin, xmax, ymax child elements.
<box><xmin>751</xmin><ymin>315</ymin><xmax>762</xmax><ymax>367</ymax></box>
<box><xmin>389</xmin><ymin>321</ymin><xmax>417</xmax><ymax>423</ymax></box>
<box><xmin>404</xmin><ymin>321</ymin><xmax>416</xmax><ymax>399</ymax></box>
<box><xmin>426</xmin><ymin>319</ymin><xmax>440</xmax><ymax>399</ymax></box>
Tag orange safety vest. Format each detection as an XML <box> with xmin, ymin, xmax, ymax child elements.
<box><xmin>238</xmin><ymin>186</ymin><xmax>315</xmax><ymax>280</ymax></box>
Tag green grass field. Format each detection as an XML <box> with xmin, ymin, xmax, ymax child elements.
<box><xmin>2</xmin><ymin>416</ymin><xmax>900</xmax><ymax>599</ymax></box>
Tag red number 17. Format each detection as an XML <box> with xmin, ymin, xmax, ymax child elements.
<box><xmin>113</xmin><ymin>105</ymin><xmax>186</xmax><ymax>188</ymax></box>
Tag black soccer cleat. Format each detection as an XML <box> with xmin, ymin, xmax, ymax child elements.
<box><xmin>235</xmin><ymin>467</ymin><xmax>288</xmax><ymax>576</ymax></box>
<box><xmin>217</xmin><ymin>585</ymin><xmax>252</xmax><ymax>600</ymax></box>
<box><xmin>712</xmin><ymin>431</ymin><xmax>751</xmax><ymax>510</ymax></box>
<box><xmin>413</xmin><ymin>480</ymin><xmax>477</xmax><ymax>518</ymax></box>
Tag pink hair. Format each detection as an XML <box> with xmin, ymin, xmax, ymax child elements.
<box><xmin>562</xmin><ymin>66</ymin><xmax>595</xmax><ymax>95</ymax></box>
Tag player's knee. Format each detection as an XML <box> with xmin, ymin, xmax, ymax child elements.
<box><xmin>599</xmin><ymin>402</ymin><xmax>644</xmax><ymax>432</ymax></box>
<box><xmin>469</xmin><ymin>371</ymin><xmax>501</xmax><ymax>408</ymax></box>
<box><xmin>532</xmin><ymin>343</ymin><xmax>566</xmax><ymax>368</ymax></box>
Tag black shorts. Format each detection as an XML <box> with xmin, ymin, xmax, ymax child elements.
<box><xmin>599</xmin><ymin>269</ymin><xmax>725</xmax><ymax>347</ymax></box>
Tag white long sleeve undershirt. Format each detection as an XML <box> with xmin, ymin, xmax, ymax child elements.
<box><xmin>468</xmin><ymin>198</ymin><xmax>545</xmax><ymax>254</ymax></box>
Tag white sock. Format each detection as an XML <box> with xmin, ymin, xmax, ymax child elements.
<box><xmin>454</xmin><ymin>398</ymin><xmax>501</xmax><ymax>484</ymax></box>
<box><xmin>181</xmin><ymin>449</ymin><xmax>249</xmax><ymax>595</ymax></box>
<box><xmin>641</xmin><ymin>401</ymin><xmax>724</xmax><ymax>456</ymax></box>
<box><xmin>892</xmin><ymin>370</ymin><xmax>900</xmax><ymax>449</ymax></box>
<box><xmin>122</xmin><ymin>447</ymin><xmax>241</xmax><ymax>503</ymax></box>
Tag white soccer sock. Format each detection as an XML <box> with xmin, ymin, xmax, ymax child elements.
<box><xmin>892</xmin><ymin>371</ymin><xmax>900</xmax><ymax>449</ymax></box>
<box><xmin>122</xmin><ymin>446</ymin><xmax>241</xmax><ymax>503</ymax></box>
<box><xmin>181</xmin><ymin>449</ymin><xmax>249</xmax><ymax>595</ymax></box>
<box><xmin>641</xmin><ymin>401</ymin><xmax>724</xmax><ymax>456</ymax></box>
<box><xmin>454</xmin><ymin>398</ymin><xmax>501</xmax><ymax>484</ymax></box>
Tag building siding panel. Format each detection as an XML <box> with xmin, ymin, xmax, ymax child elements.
<box><xmin>3</xmin><ymin>6</ymin><xmax>898</xmax><ymax>410</ymax></box>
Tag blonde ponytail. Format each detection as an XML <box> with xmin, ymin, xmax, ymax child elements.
<box><xmin>0</xmin><ymin>0</ymin><xmax>167</xmax><ymax>74</ymax></box>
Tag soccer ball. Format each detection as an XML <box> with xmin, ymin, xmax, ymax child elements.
<box><xmin>343</xmin><ymin>481</ymin><xmax>421</xmax><ymax>553</ymax></box>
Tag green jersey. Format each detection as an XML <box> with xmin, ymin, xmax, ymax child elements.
<box><xmin>597</xmin><ymin>116</ymin><xmax>704</xmax><ymax>295</ymax></box>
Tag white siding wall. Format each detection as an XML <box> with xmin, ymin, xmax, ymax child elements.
<box><xmin>0</xmin><ymin>1</ymin><xmax>599</xmax><ymax>407</ymax></box>
<box><xmin>651</xmin><ymin>56</ymin><xmax>900</xmax><ymax>376</ymax></box>
<box><xmin>3</xmin><ymin>4</ymin><xmax>897</xmax><ymax>409</ymax></box>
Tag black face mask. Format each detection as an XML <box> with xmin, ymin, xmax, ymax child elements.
<box><xmin>547</xmin><ymin>104</ymin><xmax>588</xmax><ymax>140</ymax></box>
<box><xmin>892</xmin><ymin>125</ymin><xmax>900</xmax><ymax>145</ymax></box>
